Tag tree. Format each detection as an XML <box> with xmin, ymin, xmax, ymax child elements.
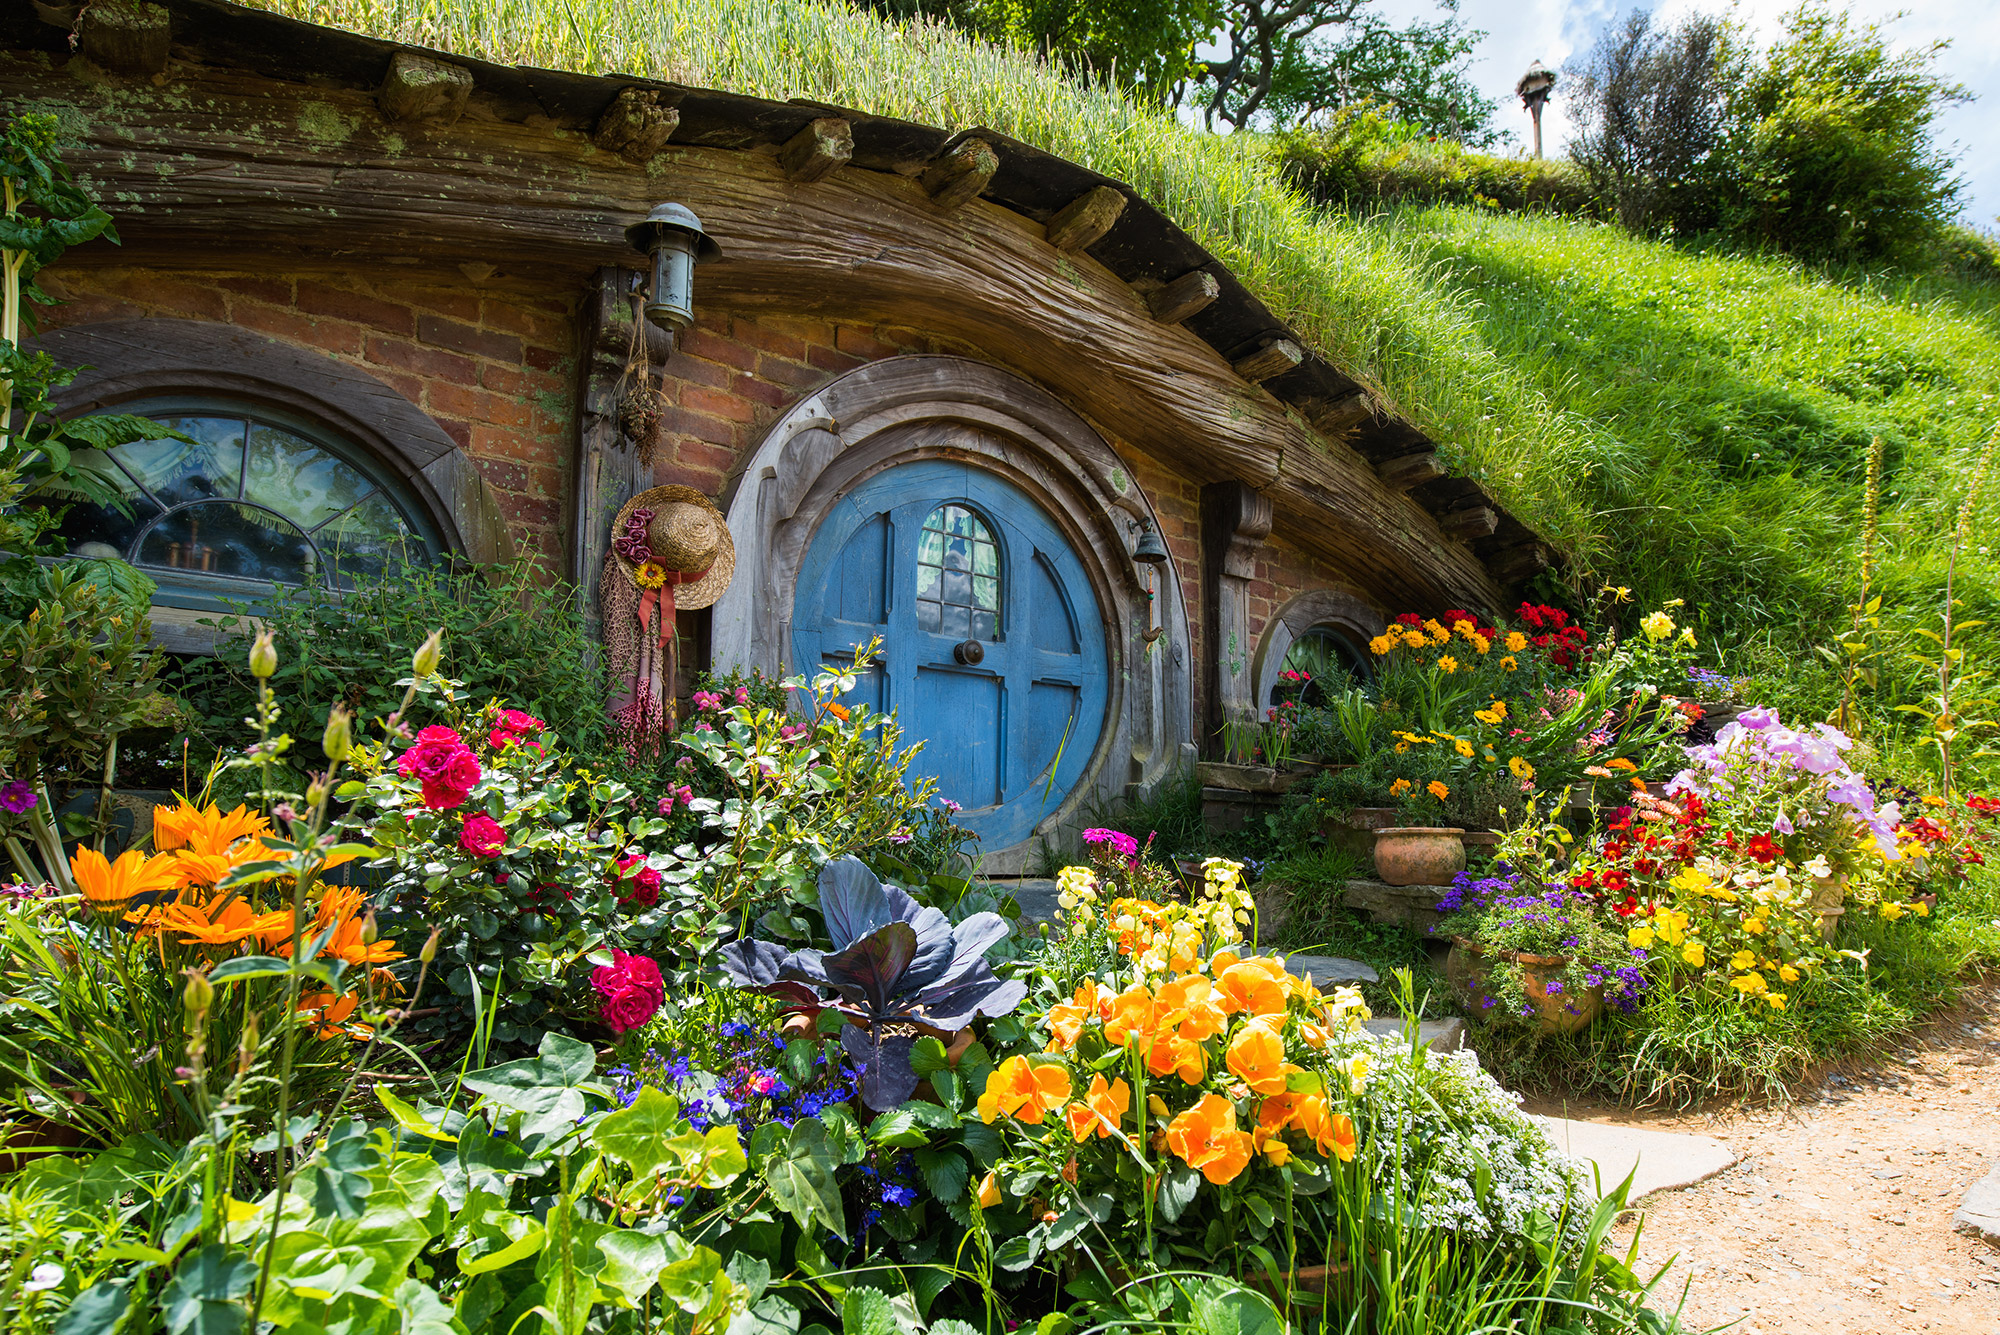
<box><xmin>1715</xmin><ymin>3</ymin><xmax>1969</xmax><ymax>266</ymax></box>
<box><xmin>1564</xmin><ymin>8</ymin><xmax>1741</xmax><ymax>235</ymax></box>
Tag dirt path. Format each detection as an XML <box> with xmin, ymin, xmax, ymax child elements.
<box><xmin>1522</xmin><ymin>978</ymin><xmax>2000</xmax><ymax>1334</ymax></box>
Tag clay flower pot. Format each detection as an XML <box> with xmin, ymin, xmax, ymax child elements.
<box><xmin>1447</xmin><ymin>938</ymin><xmax>1603</xmax><ymax>1035</ymax></box>
<box><xmin>1372</xmin><ymin>827</ymin><xmax>1466</xmax><ymax>886</ymax></box>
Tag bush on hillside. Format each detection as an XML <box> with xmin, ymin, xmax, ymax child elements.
<box><xmin>1276</xmin><ymin>110</ymin><xmax>1600</xmax><ymax>216</ymax></box>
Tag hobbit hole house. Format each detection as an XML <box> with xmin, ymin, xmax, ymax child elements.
<box><xmin>3</xmin><ymin>0</ymin><xmax>1550</xmax><ymax>870</ymax></box>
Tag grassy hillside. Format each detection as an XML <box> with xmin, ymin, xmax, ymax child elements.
<box><xmin>249</xmin><ymin>0</ymin><xmax>2000</xmax><ymax>775</ymax></box>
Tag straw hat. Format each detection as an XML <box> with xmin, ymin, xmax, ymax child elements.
<box><xmin>608</xmin><ymin>484</ymin><xmax>735</xmax><ymax>610</ymax></box>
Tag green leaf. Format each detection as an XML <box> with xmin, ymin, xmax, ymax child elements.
<box><xmin>658</xmin><ymin>1237</ymin><xmax>729</xmax><ymax>1314</ymax></box>
<box><xmin>867</xmin><ymin>1099</ymin><xmax>959</xmax><ymax>1147</ymax></box>
<box><xmin>308</xmin><ymin>1123</ymin><xmax>379</xmax><ymax>1221</ymax></box>
<box><xmin>393</xmin><ymin>1278</ymin><xmax>462</xmax><ymax>1335</ymax></box>
<box><xmin>1157</xmin><ymin>1160</ymin><xmax>1201</xmax><ymax>1223</ymax></box>
<box><xmin>763</xmin><ymin>1118</ymin><xmax>846</xmax><ymax>1240</ymax></box>
<box><xmin>377</xmin><ymin>1088</ymin><xmax>457</xmax><ymax>1143</ymax></box>
<box><xmin>592</xmin><ymin>1085</ymin><xmax>682</xmax><ymax>1178</ymax></box>
<box><xmin>730</xmin><ymin>1296</ymin><xmax>802</xmax><ymax>1335</ymax></box>
<box><xmin>907</xmin><ymin>1036</ymin><xmax>951</xmax><ymax>1076</ymax></box>
<box><xmin>595</xmin><ymin>1229</ymin><xmax>667</xmax><ymax>1307</ymax></box>
<box><xmin>161</xmin><ymin>1244</ymin><xmax>257</xmax><ymax>1335</ymax></box>
<box><xmin>54</xmin><ymin>1281</ymin><xmax>130</xmax><ymax>1335</ymax></box>
<box><xmin>840</xmin><ymin>1286</ymin><xmax>896</xmax><ymax>1335</ymax></box>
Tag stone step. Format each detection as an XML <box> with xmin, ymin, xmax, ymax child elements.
<box><xmin>1363</xmin><ymin>1015</ymin><xmax>1467</xmax><ymax>1053</ymax></box>
<box><xmin>1955</xmin><ymin>1166</ymin><xmax>2000</xmax><ymax>1246</ymax></box>
<box><xmin>1528</xmin><ymin>1116</ymin><xmax>1738</xmax><ymax>1202</ymax></box>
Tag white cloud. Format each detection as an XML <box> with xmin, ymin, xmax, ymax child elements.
<box><xmin>1380</xmin><ymin>0</ymin><xmax>1996</xmax><ymax>227</ymax></box>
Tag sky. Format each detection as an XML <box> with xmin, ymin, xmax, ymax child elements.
<box><xmin>1377</xmin><ymin>0</ymin><xmax>1998</xmax><ymax>229</ymax></box>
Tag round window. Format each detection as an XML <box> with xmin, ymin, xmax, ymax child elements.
<box><xmin>1269</xmin><ymin>624</ymin><xmax>1369</xmax><ymax>707</ymax></box>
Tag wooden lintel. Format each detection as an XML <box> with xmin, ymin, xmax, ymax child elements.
<box><xmin>1232</xmin><ymin>340</ymin><xmax>1303</xmax><ymax>383</ymax></box>
<box><xmin>1305</xmin><ymin>392</ymin><xmax>1375</xmax><ymax>438</ymax></box>
<box><xmin>78</xmin><ymin>0</ymin><xmax>170</xmax><ymax>76</ymax></box>
<box><xmin>1147</xmin><ymin>270</ymin><xmax>1220</xmax><ymax>325</ymax></box>
<box><xmin>377</xmin><ymin>52</ymin><xmax>472</xmax><ymax>126</ymax></box>
<box><xmin>1491</xmin><ymin>542</ymin><xmax>1552</xmax><ymax>581</ymax></box>
<box><xmin>1377</xmin><ymin>452</ymin><xmax>1445</xmax><ymax>491</ymax></box>
<box><xmin>1440</xmin><ymin>507</ymin><xmax>1499</xmax><ymax>541</ymax></box>
<box><xmin>1045</xmin><ymin>185</ymin><xmax>1126</xmax><ymax>252</ymax></box>
<box><xmin>920</xmin><ymin>137</ymin><xmax>999</xmax><ymax>210</ymax></box>
<box><xmin>779</xmin><ymin>118</ymin><xmax>853</xmax><ymax>183</ymax></box>
<box><xmin>593</xmin><ymin>87</ymin><xmax>680</xmax><ymax>165</ymax></box>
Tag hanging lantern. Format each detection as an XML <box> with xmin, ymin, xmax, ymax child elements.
<box><xmin>624</xmin><ymin>202</ymin><xmax>721</xmax><ymax>333</ymax></box>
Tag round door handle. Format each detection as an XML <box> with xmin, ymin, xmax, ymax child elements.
<box><xmin>954</xmin><ymin>639</ymin><xmax>985</xmax><ymax>666</ymax></box>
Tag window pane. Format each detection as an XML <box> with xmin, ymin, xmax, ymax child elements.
<box><xmin>941</xmin><ymin>602</ymin><xmax>970</xmax><ymax>639</ymax></box>
<box><xmin>43</xmin><ymin>449</ymin><xmax>161</xmax><ymax>558</ymax></box>
<box><xmin>245</xmin><ymin>421</ymin><xmax>377</xmax><ymax>529</ymax></box>
<box><xmin>119</xmin><ymin>418</ymin><xmax>245</xmax><ymax>505</ymax></box>
<box><xmin>321</xmin><ymin>492</ymin><xmax>423</xmax><ymax>588</ymax></box>
<box><xmin>916</xmin><ymin>503</ymin><xmax>1001</xmax><ymax>639</ymax></box>
<box><xmin>973</xmin><ymin>542</ymin><xmax>997</xmax><ymax>576</ymax></box>
<box><xmin>916</xmin><ymin>599</ymin><xmax>942</xmax><ymax>633</ymax></box>
<box><xmin>135</xmin><ymin>501</ymin><xmax>313</xmax><ymax>582</ymax></box>
<box><xmin>972</xmin><ymin>575</ymin><xmax>998</xmax><ymax>611</ymax></box>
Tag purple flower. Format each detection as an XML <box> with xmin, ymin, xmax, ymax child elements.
<box><xmin>1543</xmin><ymin>980</ymin><xmax>1563</xmax><ymax>995</ymax></box>
<box><xmin>939</xmin><ymin>798</ymin><xmax>962</xmax><ymax>814</ymax></box>
<box><xmin>882</xmin><ymin>1183</ymin><xmax>917</xmax><ymax>1207</ymax></box>
<box><xmin>1736</xmin><ymin>706</ymin><xmax>1778</xmax><ymax>730</ymax></box>
<box><xmin>889</xmin><ymin>831</ymin><xmax>913</xmax><ymax>845</ymax></box>
<box><xmin>0</xmin><ymin>781</ymin><xmax>35</xmax><ymax>815</ymax></box>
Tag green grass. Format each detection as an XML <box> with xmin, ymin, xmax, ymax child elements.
<box><xmin>251</xmin><ymin>0</ymin><xmax>2000</xmax><ymax>780</ymax></box>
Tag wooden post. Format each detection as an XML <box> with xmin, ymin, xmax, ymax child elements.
<box><xmin>1045</xmin><ymin>185</ymin><xmax>1126</xmax><ymax>252</ymax></box>
<box><xmin>921</xmin><ymin>137</ymin><xmax>999</xmax><ymax>210</ymax></box>
<box><xmin>1231</xmin><ymin>340</ymin><xmax>1302</xmax><ymax>384</ymax></box>
<box><xmin>1201</xmin><ymin>480</ymin><xmax>1273</xmax><ymax>753</ymax></box>
<box><xmin>78</xmin><ymin>0</ymin><xmax>170</xmax><ymax>76</ymax></box>
<box><xmin>1147</xmin><ymin>270</ymin><xmax>1220</xmax><ymax>325</ymax></box>
<box><xmin>593</xmin><ymin>88</ymin><xmax>680</xmax><ymax>165</ymax></box>
<box><xmin>779</xmin><ymin>118</ymin><xmax>853</xmax><ymax>183</ymax></box>
<box><xmin>377</xmin><ymin>51</ymin><xmax>472</xmax><ymax>126</ymax></box>
<box><xmin>1440</xmin><ymin>507</ymin><xmax>1499</xmax><ymax>541</ymax></box>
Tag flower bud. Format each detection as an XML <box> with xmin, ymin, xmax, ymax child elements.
<box><xmin>360</xmin><ymin>910</ymin><xmax>380</xmax><ymax>946</ymax></box>
<box><xmin>237</xmin><ymin>1014</ymin><xmax>260</xmax><ymax>1076</ymax></box>
<box><xmin>322</xmin><ymin>706</ymin><xmax>353</xmax><ymax>762</ymax></box>
<box><xmin>248</xmin><ymin>630</ymin><xmax>278</xmax><ymax>678</ymax></box>
<box><xmin>412</xmin><ymin>629</ymin><xmax>444</xmax><ymax>677</ymax></box>
<box><xmin>420</xmin><ymin>926</ymin><xmax>441</xmax><ymax>965</ymax></box>
<box><xmin>305</xmin><ymin>776</ymin><xmax>329</xmax><ymax>809</ymax></box>
<box><xmin>182</xmin><ymin>969</ymin><xmax>215</xmax><ymax>1022</ymax></box>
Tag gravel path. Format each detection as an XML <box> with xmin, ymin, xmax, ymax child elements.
<box><xmin>1522</xmin><ymin>977</ymin><xmax>2000</xmax><ymax>1334</ymax></box>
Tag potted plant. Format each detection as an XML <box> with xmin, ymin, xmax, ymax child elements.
<box><xmin>1435</xmin><ymin>869</ymin><xmax>1642</xmax><ymax>1034</ymax></box>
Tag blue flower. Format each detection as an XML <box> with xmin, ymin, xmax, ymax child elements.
<box><xmin>882</xmin><ymin>1184</ymin><xmax>917</xmax><ymax>1207</ymax></box>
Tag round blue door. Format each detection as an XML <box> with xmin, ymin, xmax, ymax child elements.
<box><xmin>792</xmin><ymin>459</ymin><xmax>1109</xmax><ymax>848</ymax></box>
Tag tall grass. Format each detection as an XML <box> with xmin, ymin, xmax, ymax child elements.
<box><xmin>248</xmin><ymin>0</ymin><xmax>2000</xmax><ymax>774</ymax></box>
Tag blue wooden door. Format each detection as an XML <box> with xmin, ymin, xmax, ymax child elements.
<box><xmin>792</xmin><ymin>459</ymin><xmax>1108</xmax><ymax>848</ymax></box>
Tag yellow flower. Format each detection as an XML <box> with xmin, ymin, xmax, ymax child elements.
<box><xmin>1729</xmin><ymin>949</ymin><xmax>1758</xmax><ymax>971</ymax></box>
<box><xmin>976</xmin><ymin>1172</ymin><xmax>1003</xmax><ymax>1208</ymax></box>
<box><xmin>1454</xmin><ymin>739</ymin><xmax>1474</xmax><ymax>758</ymax></box>
<box><xmin>1505</xmin><ymin>631</ymin><xmax>1528</xmax><ymax>653</ymax></box>
<box><xmin>634</xmin><ymin>562</ymin><xmax>669</xmax><ymax>590</ymax></box>
<box><xmin>1766</xmin><ymin>992</ymin><xmax>1787</xmax><ymax>1011</ymax></box>
<box><xmin>1427</xmin><ymin>780</ymin><xmax>1449</xmax><ymax>801</ymax></box>
<box><xmin>1472</xmin><ymin>633</ymin><xmax>1491</xmax><ymax>654</ymax></box>
<box><xmin>1731</xmin><ymin>971</ymin><xmax>1768</xmax><ymax>996</ymax></box>
<box><xmin>1423</xmin><ymin>619</ymin><xmax>1449</xmax><ymax>644</ymax></box>
<box><xmin>1778</xmin><ymin>964</ymin><xmax>1800</xmax><ymax>983</ymax></box>
<box><xmin>1369</xmin><ymin>634</ymin><xmax>1395</xmax><ymax>655</ymax></box>
<box><xmin>1499</xmin><ymin>656</ymin><xmax>1519</xmax><ymax>672</ymax></box>
<box><xmin>1389</xmin><ymin>778</ymin><xmax>1412</xmax><ymax>797</ymax></box>
<box><xmin>1743</xmin><ymin>915</ymin><xmax>1767</xmax><ymax>935</ymax></box>
<box><xmin>1920</xmin><ymin>794</ymin><xmax>1946</xmax><ymax>808</ymax></box>
<box><xmin>1437</xmin><ymin>655</ymin><xmax>1459</xmax><ymax>674</ymax></box>
<box><xmin>1913</xmin><ymin>899</ymin><xmax>1930</xmax><ymax>917</ymax></box>
<box><xmin>1507</xmin><ymin>757</ymin><xmax>1535</xmax><ymax>781</ymax></box>
<box><xmin>1681</xmin><ymin>941</ymin><xmax>1706</xmax><ymax>968</ymax></box>
<box><xmin>1679</xmin><ymin>628</ymin><xmax>1697</xmax><ymax>647</ymax></box>
<box><xmin>1601</xmin><ymin>585</ymin><xmax>1632</xmax><ymax>603</ymax></box>
<box><xmin>1879</xmin><ymin>901</ymin><xmax>1906</xmax><ymax>921</ymax></box>
<box><xmin>1640</xmin><ymin>611</ymin><xmax>1675</xmax><ymax>643</ymax></box>
<box><xmin>1627</xmin><ymin>926</ymin><xmax>1655</xmax><ymax>949</ymax></box>
<box><xmin>1452</xmin><ymin>618</ymin><xmax>1478</xmax><ymax>640</ymax></box>
<box><xmin>1402</xmin><ymin>632</ymin><xmax>1428</xmax><ymax>649</ymax></box>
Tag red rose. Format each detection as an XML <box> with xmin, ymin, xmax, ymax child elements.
<box><xmin>593</xmin><ymin>948</ymin><xmax>664</xmax><ymax>1033</ymax></box>
<box><xmin>499</xmin><ymin>709</ymin><xmax>545</xmax><ymax>734</ymax></box>
<box><xmin>459</xmin><ymin>814</ymin><xmax>506</xmax><ymax>858</ymax></box>
<box><xmin>415</xmin><ymin>725</ymin><xmax>463</xmax><ymax>747</ymax></box>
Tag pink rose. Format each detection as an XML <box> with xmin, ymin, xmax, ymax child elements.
<box><xmin>592</xmin><ymin>949</ymin><xmax>664</xmax><ymax>1033</ymax></box>
<box><xmin>459</xmin><ymin>814</ymin><xmax>506</xmax><ymax>858</ymax></box>
<box><xmin>499</xmin><ymin>709</ymin><xmax>545</xmax><ymax>734</ymax></box>
<box><xmin>416</xmin><ymin>725</ymin><xmax>463</xmax><ymax>747</ymax></box>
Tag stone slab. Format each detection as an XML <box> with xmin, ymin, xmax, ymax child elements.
<box><xmin>1954</xmin><ymin>1167</ymin><xmax>2000</xmax><ymax>1247</ymax></box>
<box><xmin>1363</xmin><ymin>1015</ymin><xmax>1466</xmax><ymax>1053</ymax></box>
<box><xmin>1529</xmin><ymin>1116</ymin><xmax>1738</xmax><ymax>1202</ymax></box>
<box><xmin>1342</xmin><ymin>878</ymin><xmax>1450</xmax><ymax>936</ymax></box>
<box><xmin>1281</xmin><ymin>952</ymin><xmax>1379</xmax><ymax>986</ymax></box>
<box><xmin>996</xmin><ymin>878</ymin><xmax>1061</xmax><ymax>927</ymax></box>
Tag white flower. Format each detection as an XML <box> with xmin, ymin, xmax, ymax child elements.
<box><xmin>25</xmin><ymin>1262</ymin><xmax>63</xmax><ymax>1292</ymax></box>
<box><xmin>1802</xmin><ymin>854</ymin><xmax>1833</xmax><ymax>879</ymax></box>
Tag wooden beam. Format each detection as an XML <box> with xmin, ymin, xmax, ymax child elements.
<box><xmin>1440</xmin><ymin>507</ymin><xmax>1499</xmax><ymax>541</ymax></box>
<box><xmin>920</xmin><ymin>137</ymin><xmax>999</xmax><ymax>210</ymax></box>
<box><xmin>377</xmin><ymin>52</ymin><xmax>472</xmax><ymax>126</ymax></box>
<box><xmin>78</xmin><ymin>0</ymin><xmax>170</xmax><ymax>76</ymax></box>
<box><xmin>592</xmin><ymin>87</ymin><xmax>680</xmax><ymax>165</ymax></box>
<box><xmin>1490</xmin><ymin>542</ymin><xmax>1552</xmax><ymax>582</ymax></box>
<box><xmin>1304</xmin><ymin>392</ymin><xmax>1374</xmax><ymax>438</ymax></box>
<box><xmin>1147</xmin><ymin>270</ymin><xmax>1220</xmax><ymax>325</ymax></box>
<box><xmin>1377</xmin><ymin>452</ymin><xmax>1445</xmax><ymax>491</ymax></box>
<box><xmin>779</xmin><ymin>118</ymin><xmax>853</xmax><ymax>183</ymax></box>
<box><xmin>1232</xmin><ymin>340</ymin><xmax>1303</xmax><ymax>384</ymax></box>
<box><xmin>1044</xmin><ymin>185</ymin><xmax>1126</xmax><ymax>252</ymax></box>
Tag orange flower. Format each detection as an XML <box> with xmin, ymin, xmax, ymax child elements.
<box><xmin>826</xmin><ymin>701</ymin><xmax>850</xmax><ymax>722</ymax></box>
<box><xmin>1292</xmin><ymin>1094</ymin><xmax>1359</xmax><ymax>1162</ymax></box>
<box><xmin>1045</xmin><ymin>982</ymin><xmax>1107</xmax><ymax>1052</ymax></box>
<box><xmin>1164</xmin><ymin>1093</ymin><xmax>1254</xmax><ymax>1186</ymax></box>
<box><xmin>977</xmin><ymin>1055</ymin><xmax>1072</xmax><ymax>1125</ymax></box>
<box><xmin>142</xmin><ymin>892</ymin><xmax>293</xmax><ymax>947</ymax></box>
<box><xmin>264</xmin><ymin>886</ymin><xmax>401</xmax><ymax>966</ymax></box>
<box><xmin>1144</xmin><ymin>1031</ymin><xmax>1208</xmax><ymax>1085</ymax></box>
<box><xmin>153</xmin><ymin>801</ymin><xmax>270</xmax><ymax>857</ymax></box>
<box><xmin>1214</xmin><ymin>959</ymin><xmax>1288</xmax><ymax>1018</ymax></box>
<box><xmin>69</xmin><ymin>846</ymin><xmax>179</xmax><ymax>914</ymax></box>
<box><xmin>1225</xmin><ymin>1018</ymin><xmax>1301</xmax><ymax>1095</ymax></box>
<box><xmin>1102</xmin><ymin>982</ymin><xmax>1161</xmax><ymax>1048</ymax></box>
<box><xmin>1064</xmin><ymin>1074</ymin><xmax>1131</xmax><ymax>1142</ymax></box>
<box><xmin>298</xmin><ymin>990</ymin><xmax>368</xmax><ymax>1041</ymax></box>
<box><xmin>1163</xmin><ymin>975</ymin><xmax>1229</xmax><ymax>1043</ymax></box>
<box><xmin>1249</xmin><ymin>1123</ymin><xmax>1293</xmax><ymax>1166</ymax></box>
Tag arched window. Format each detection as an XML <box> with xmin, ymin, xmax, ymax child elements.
<box><xmin>915</xmin><ymin>502</ymin><xmax>1001</xmax><ymax>640</ymax></box>
<box><xmin>40</xmin><ymin>396</ymin><xmax>442</xmax><ymax>612</ymax></box>
<box><xmin>1269</xmin><ymin>623</ymin><xmax>1369</xmax><ymax>707</ymax></box>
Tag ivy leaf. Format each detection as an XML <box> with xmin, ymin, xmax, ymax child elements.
<box><xmin>462</xmin><ymin>1032</ymin><xmax>597</xmax><ymax>1137</ymax></box>
<box><xmin>729</xmin><ymin>1296</ymin><xmax>801</xmax><ymax>1335</ymax></box>
<box><xmin>763</xmin><ymin>1119</ymin><xmax>846</xmax><ymax>1240</ymax></box>
<box><xmin>161</xmin><ymin>1244</ymin><xmax>256</xmax><ymax>1335</ymax></box>
<box><xmin>377</xmin><ymin>1088</ymin><xmax>457</xmax><ymax>1143</ymax></box>
<box><xmin>591</xmin><ymin>1086</ymin><xmax>682</xmax><ymax>1179</ymax></box>
<box><xmin>595</xmin><ymin>1229</ymin><xmax>667</xmax><ymax>1307</ymax></box>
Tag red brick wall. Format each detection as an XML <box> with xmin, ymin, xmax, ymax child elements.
<box><xmin>1250</xmin><ymin>536</ymin><xmax>1381</xmax><ymax>652</ymax></box>
<box><xmin>38</xmin><ymin>265</ymin><xmax>576</xmax><ymax>562</ymax></box>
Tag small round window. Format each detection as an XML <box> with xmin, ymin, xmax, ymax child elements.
<box><xmin>915</xmin><ymin>503</ymin><xmax>1001</xmax><ymax>640</ymax></box>
<box><xmin>40</xmin><ymin>397</ymin><xmax>440</xmax><ymax>609</ymax></box>
<box><xmin>1270</xmin><ymin>624</ymin><xmax>1369</xmax><ymax>707</ymax></box>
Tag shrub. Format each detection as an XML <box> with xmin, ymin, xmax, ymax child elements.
<box><xmin>1277</xmin><ymin>111</ymin><xmax>1602</xmax><ymax>217</ymax></box>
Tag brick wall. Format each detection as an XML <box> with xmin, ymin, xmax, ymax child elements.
<box><xmin>39</xmin><ymin>265</ymin><xmax>576</xmax><ymax>562</ymax></box>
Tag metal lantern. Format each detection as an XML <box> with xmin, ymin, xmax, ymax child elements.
<box><xmin>1516</xmin><ymin>61</ymin><xmax>1557</xmax><ymax>160</ymax></box>
<box><xmin>1130</xmin><ymin>519</ymin><xmax>1169</xmax><ymax>568</ymax></box>
<box><xmin>624</xmin><ymin>202</ymin><xmax>721</xmax><ymax>333</ymax></box>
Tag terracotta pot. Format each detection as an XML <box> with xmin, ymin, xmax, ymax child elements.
<box><xmin>1372</xmin><ymin>827</ymin><xmax>1466</xmax><ymax>887</ymax></box>
<box><xmin>1447</xmin><ymin>938</ymin><xmax>1602</xmax><ymax>1034</ymax></box>
<box><xmin>1459</xmin><ymin>831</ymin><xmax>1501</xmax><ymax>852</ymax></box>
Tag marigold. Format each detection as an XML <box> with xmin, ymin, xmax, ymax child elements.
<box><xmin>1505</xmin><ymin>631</ymin><xmax>1528</xmax><ymax>653</ymax></box>
<box><xmin>1388</xmin><ymin>778</ymin><xmax>1412</xmax><ymax>798</ymax></box>
<box><xmin>1499</xmin><ymin>655</ymin><xmax>1519</xmax><ymax>672</ymax></box>
<box><xmin>1438</xmin><ymin>655</ymin><xmax>1459</xmax><ymax>674</ymax></box>
<box><xmin>1427</xmin><ymin>780</ymin><xmax>1450</xmax><ymax>801</ymax></box>
<box><xmin>977</xmin><ymin>1055</ymin><xmax>1072</xmax><ymax>1125</ymax></box>
<box><xmin>1402</xmin><ymin>632</ymin><xmax>1427</xmax><ymax>649</ymax></box>
<box><xmin>1508</xmin><ymin>757</ymin><xmax>1535</xmax><ymax>781</ymax></box>
<box><xmin>1164</xmin><ymin>1093</ymin><xmax>1254</xmax><ymax>1185</ymax></box>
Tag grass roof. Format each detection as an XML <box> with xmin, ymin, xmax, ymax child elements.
<box><xmin>250</xmin><ymin>0</ymin><xmax>2000</xmax><ymax>720</ymax></box>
